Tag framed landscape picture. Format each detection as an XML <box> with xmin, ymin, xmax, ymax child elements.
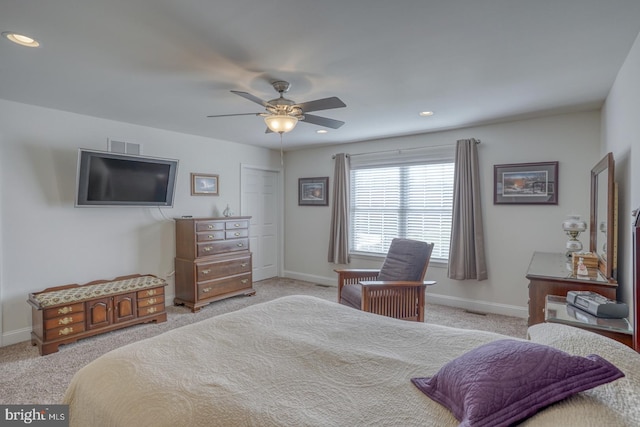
<box><xmin>494</xmin><ymin>161</ymin><xmax>558</xmax><ymax>205</ymax></box>
<box><xmin>298</xmin><ymin>177</ymin><xmax>329</xmax><ymax>206</ymax></box>
<box><xmin>191</xmin><ymin>173</ymin><xmax>219</xmax><ymax>196</ymax></box>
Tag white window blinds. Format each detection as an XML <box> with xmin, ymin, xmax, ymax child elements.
<box><xmin>349</xmin><ymin>146</ymin><xmax>455</xmax><ymax>260</ymax></box>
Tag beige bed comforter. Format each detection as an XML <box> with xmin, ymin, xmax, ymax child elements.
<box><xmin>63</xmin><ymin>295</ymin><xmax>640</xmax><ymax>426</ymax></box>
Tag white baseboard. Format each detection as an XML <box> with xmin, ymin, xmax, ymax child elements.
<box><xmin>283</xmin><ymin>270</ymin><xmax>337</xmax><ymax>287</ymax></box>
<box><xmin>2</xmin><ymin>327</ymin><xmax>32</xmax><ymax>347</ymax></box>
<box><xmin>426</xmin><ymin>293</ymin><xmax>528</xmax><ymax>319</ymax></box>
<box><xmin>283</xmin><ymin>270</ymin><xmax>527</xmax><ymax>318</ymax></box>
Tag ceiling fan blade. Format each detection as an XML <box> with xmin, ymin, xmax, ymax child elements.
<box><xmin>206</xmin><ymin>113</ymin><xmax>261</xmax><ymax>118</ymax></box>
<box><xmin>231</xmin><ymin>90</ymin><xmax>272</xmax><ymax>108</ymax></box>
<box><xmin>301</xmin><ymin>114</ymin><xmax>345</xmax><ymax>129</ymax></box>
<box><xmin>296</xmin><ymin>97</ymin><xmax>346</xmax><ymax>113</ymax></box>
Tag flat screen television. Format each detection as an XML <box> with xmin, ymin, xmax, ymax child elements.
<box><xmin>75</xmin><ymin>149</ymin><xmax>179</xmax><ymax>207</ymax></box>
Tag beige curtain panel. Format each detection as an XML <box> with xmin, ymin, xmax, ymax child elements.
<box><xmin>448</xmin><ymin>139</ymin><xmax>488</xmax><ymax>280</ymax></box>
<box><xmin>328</xmin><ymin>153</ymin><xmax>350</xmax><ymax>264</ymax></box>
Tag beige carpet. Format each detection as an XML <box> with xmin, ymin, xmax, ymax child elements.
<box><xmin>0</xmin><ymin>278</ymin><xmax>527</xmax><ymax>404</ymax></box>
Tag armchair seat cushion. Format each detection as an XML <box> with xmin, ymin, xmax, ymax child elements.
<box><xmin>340</xmin><ymin>283</ymin><xmax>362</xmax><ymax>309</ymax></box>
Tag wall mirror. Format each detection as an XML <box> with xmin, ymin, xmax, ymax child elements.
<box><xmin>590</xmin><ymin>152</ymin><xmax>617</xmax><ymax>282</ymax></box>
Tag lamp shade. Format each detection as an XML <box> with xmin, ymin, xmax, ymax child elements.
<box><xmin>264</xmin><ymin>114</ymin><xmax>298</xmax><ymax>133</ymax></box>
<box><xmin>562</xmin><ymin>215</ymin><xmax>587</xmax><ymax>232</ymax></box>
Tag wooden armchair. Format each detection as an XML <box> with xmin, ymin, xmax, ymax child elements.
<box><xmin>335</xmin><ymin>238</ymin><xmax>435</xmax><ymax>322</ymax></box>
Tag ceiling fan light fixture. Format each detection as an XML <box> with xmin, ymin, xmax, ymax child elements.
<box><xmin>2</xmin><ymin>31</ymin><xmax>40</xmax><ymax>47</ymax></box>
<box><xmin>264</xmin><ymin>114</ymin><xmax>298</xmax><ymax>133</ymax></box>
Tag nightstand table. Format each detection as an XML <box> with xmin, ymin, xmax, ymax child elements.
<box><xmin>526</xmin><ymin>252</ymin><xmax>618</xmax><ymax>326</ymax></box>
<box><xmin>545</xmin><ymin>294</ymin><xmax>633</xmax><ymax>348</ymax></box>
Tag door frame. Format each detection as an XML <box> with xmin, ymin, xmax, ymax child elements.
<box><xmin>240</xmin><ymin>163</ymin><xmax>284</xmax><ymax>279</ymax></box>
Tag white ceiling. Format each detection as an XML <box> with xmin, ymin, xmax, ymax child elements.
<box><xmin>2</xmin><ymin>0</ymin><xmax>640</xmax><ymax>150</ymax></box>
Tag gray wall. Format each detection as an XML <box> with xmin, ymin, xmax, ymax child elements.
<box><xmin>0</xmin><ymin>99</ymin><xmax>281</xmax><ymax>344</ymax></box>
<box><xmin>283</xmin><ymin>111</ymin><xmax>602</xmax><ymax>317</ymax></box>
<box><xmin>602</xmin><ymin>30</ymin><xmax>640</xmax><ymax>325</ymax></box>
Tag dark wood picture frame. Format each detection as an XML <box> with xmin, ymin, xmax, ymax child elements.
<box><xmin>298</xmin><ymin>177</ymin><xmax>329</xmax><ymax>206</ymax></box>
<box><xmin>191</xmin><ymin>173</ymin><xmax>219</xmax><ymax>196</ymax></box>
<box><xmin>494</xmin><ymin>161</ymin><xmax>558</xmax><ymax>205</ymax></box>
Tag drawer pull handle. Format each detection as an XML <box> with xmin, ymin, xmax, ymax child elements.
<box><xmin>147</xmin><ymin>307</ymin><xmax>157</xmax><ymax>314</ymax></box>
<box><xmin>201</xmin><ymin>269</ymin><xmax>211</xmax><ymax>275</ymax></box>
<box><xmin>241</xmin><ymin>263</ymin><xmax>248</xmax><ymax>267</ymax></box>
<box><xmin>58</xmin><ymin>307</ymin><xmax>73</xmax><ymax>315</ymax></box>
<box><xmin>203</xmin><ymin>247</ymin><xmax>212</xmax><ymax>252</ymax></box>
<box><xmin>59</xmin><ymin>327</ymin><xmax>73</xmax><ymax>336</ymax></box>
<box><xmin>207</xmin><ymin>225</ymin><xmax>214</xmax><ymax>229</ymax></box>
<box><xmin>237</xmin><ymin>243</ymin><xmax>244</xmax><ymax>247</ymax></box>
<box><xmin>146</xmin><ymin>290</ymin><xmax>157</xmax><ymax>296</ymax></box>
<box><xmin>233</xmin><ymin>223</ymin><xmax>241</xmax><ymax>227</ymax></box>
<box><xmin>208</xmin><ymin>235</ymin><xmax>214</xmax><ymax>240</ymax></box>
<box><xmin>148</xmin><ymin>298</ymin><xmax>157</xmax><ymax>305</ymax></box>
<box><xmin>202</xmin><ymin>287</ymin><xmax>212</xmax><ymax>293</ymax></box>
<box><xmin>234</xmin><ymin>232</ymin><xmax>241</xmax><ymax>236</ymax></box>
<box><xmin>58</xmin><ymin>317</ymin><xmax>73</xmax><ymax>325</ymax></box>
<box><xmin>241</xmin><ymin>279</ymin><xmax>249</xmax><ymax>284</ymax></box>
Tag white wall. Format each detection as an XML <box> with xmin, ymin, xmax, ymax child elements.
<box><xmin>0</xmin><ymin>99</ymin><xmax>280</xmax><ymax>345</ymax></box>
<box><xmin>284</xmin><ymin>111</ymin><xmax>602</xmax><ymax>317</ymax></box>
<box><xmin>601</xmin><ymin>30</ymin><xmax>640</xmax><ymax>323</ymax></box>
<box><xmin>0</xmin><ymin>99</ymin><xmax>615</xmax><ymax>344</ymax></box>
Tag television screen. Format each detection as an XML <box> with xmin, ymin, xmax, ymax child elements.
<box><xmin>76</xmin><ymin>149</ymin><xmax>178</xmax><ymax>207</ymax></box>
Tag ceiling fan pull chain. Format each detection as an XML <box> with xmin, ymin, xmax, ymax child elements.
<box><xmin>280</xmin><ymin>133</ymin><xmax>284</xmax><ymax>166</ymax></box>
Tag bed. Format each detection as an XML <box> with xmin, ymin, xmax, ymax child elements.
<box><xmin>63</xmin><ymin>294</ymin><xmax>640</xmax><ymax>427</ymax></box>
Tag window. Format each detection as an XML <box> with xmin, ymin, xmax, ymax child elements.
<box><xmin>350</xmin><ymin>150</ymin><xmax>454</xmax><ymax>261</ymax></box>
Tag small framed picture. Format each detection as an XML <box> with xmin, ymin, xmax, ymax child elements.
<box><xmin>298</xmin><ymin>177</ymin><xmax>329</xmax><ymax>206</ymax></box>
<box><xmin>494</xmin><ymin>161</ymin><xmax>558</xmax><ymax>205</ymax></box>
<box><xmin>191</xmin><ymin>173</ymin><xmax>219</xmax><ymax>196</ymax></box>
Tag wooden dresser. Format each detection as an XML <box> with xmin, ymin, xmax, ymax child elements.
<box><xmin>174</xmin><ymin>216</ymin><xmax>255</xmax><ymax>312</ymax></box>
<box><xmin>526</xmin><ymin>252</ymin><xmax>617</xmax><ymax>326</ymax></box>
<box><xmin>28</xmin><ymin>274</ymin><xmax>167</xmax><ymax>355</ymax></box>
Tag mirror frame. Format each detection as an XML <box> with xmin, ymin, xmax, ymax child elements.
<box><xmin>590</xmin><ymin>152</ymin><xmax>616</xmax><ymax>282</ymax></box>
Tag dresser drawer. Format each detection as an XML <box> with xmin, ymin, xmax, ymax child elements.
<box><xmin>197</xmin><ymin>239</ymin><xmax>249</xmax><ymax>257</ymax></box>
<box><xmin>44</xmin><ymin>312</ymin><xmax>85</xmax><ymax>330</ymax></box>
<box><xmin>45</xmin><ymin>322</ymin><xmax>86</xmax><ymax>341</ymax></box>
<box><xmin>198</xmin><ymin>274</ymin><xmax>252</xmax><ymax>300</ymax></box>
<box><xmin>196</xmin><ymin>256</ymin><xmax>251</xmax><ymax>281</ymax></box>
<box><xmin>138</xmin><ymin>303</ymin><xmax>165</xmax><ymax>316</ymax></box>
<box><xmin>196</xmin><ymin>231</ymin><xmax>225</xmax><ymax>242</ymax></box>
<box><xmin>44</xmin><ymin>303</ymin><xmax>85</xmax><ymax>319</ymax></box>
<box><xmin>226</xmin><ymin>229</ymin><xmax>248</xmax><ymax>239</ymax></box>
<box><xmin>137</xmin><ymin>295</ymin><xmax>165</xmax><ymax>308</ymax></box>
<box><xmin>225</xmin><ymin>220</ymin><xmax>248</xmax><ymax>230</ymax></box>
<box><xmin>196</xmin><ymin>221</ymin><xmax>225</xmax><ymax>232</ymax></box>
<box><xmin>137</xmin><ymin>287</ymin><xmax>165</xmax><ymax>299</ymax></box>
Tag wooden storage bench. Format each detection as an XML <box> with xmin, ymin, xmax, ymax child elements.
<box><xmin>28</xmin><ymin>274</ymin><xmax>168</xmax><ymax>355</ymax></box>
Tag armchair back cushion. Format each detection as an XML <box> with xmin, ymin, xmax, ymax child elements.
<box><xmin>377</xmin><ymin>238</ymin><xmax>432</xmax><ymax>281</ymax></box>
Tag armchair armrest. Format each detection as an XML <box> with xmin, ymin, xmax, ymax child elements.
<box><xmin>360</xmin><ymin>280</ymin><xmax>436</xmax><ymax>288</ymax></box>
<box><xmin>334</xmin><ymin>268</ymin><xmax>380</xmax><ymax>275</ymax></box>
<box><xmin>334</xmin><ymin>269</ymin><xmax>381</xmax><ymax>282</ymax></box>
<box><xmin>335</xmin><ymin>269</ymin><xmax>381</xmax><ymax>301</ymax></box>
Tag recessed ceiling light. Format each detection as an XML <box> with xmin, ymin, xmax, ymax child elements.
<box><xmin>316</xmin><ymin>129</ymin><xmax>328</xmax><ymax>134</ymax></box>
<box><xmin>419</xmin><ymin>111</ymin><xmax>434</xmax><ymax>117</ymax></box>
<box><xmin>2</xmin><ymin>32</ymin><xmax>40</xmax><ymax>47</ymax></box>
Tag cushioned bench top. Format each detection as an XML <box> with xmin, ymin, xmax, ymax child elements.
<box><xmin>32</xmin><ymin>275</ymin><xmax>167</xmax><ymax>308</ymax></box>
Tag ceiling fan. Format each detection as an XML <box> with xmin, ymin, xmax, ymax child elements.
<box><xmin>207</xmin><ymin>80</ymin><xmax>346</xmax><ymax>134</ymax></box>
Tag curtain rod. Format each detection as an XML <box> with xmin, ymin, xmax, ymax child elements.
<box><xmin>332</xmin><ymin>139</ymin><xmax>481</xmax><ymax>159</ymax></box>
